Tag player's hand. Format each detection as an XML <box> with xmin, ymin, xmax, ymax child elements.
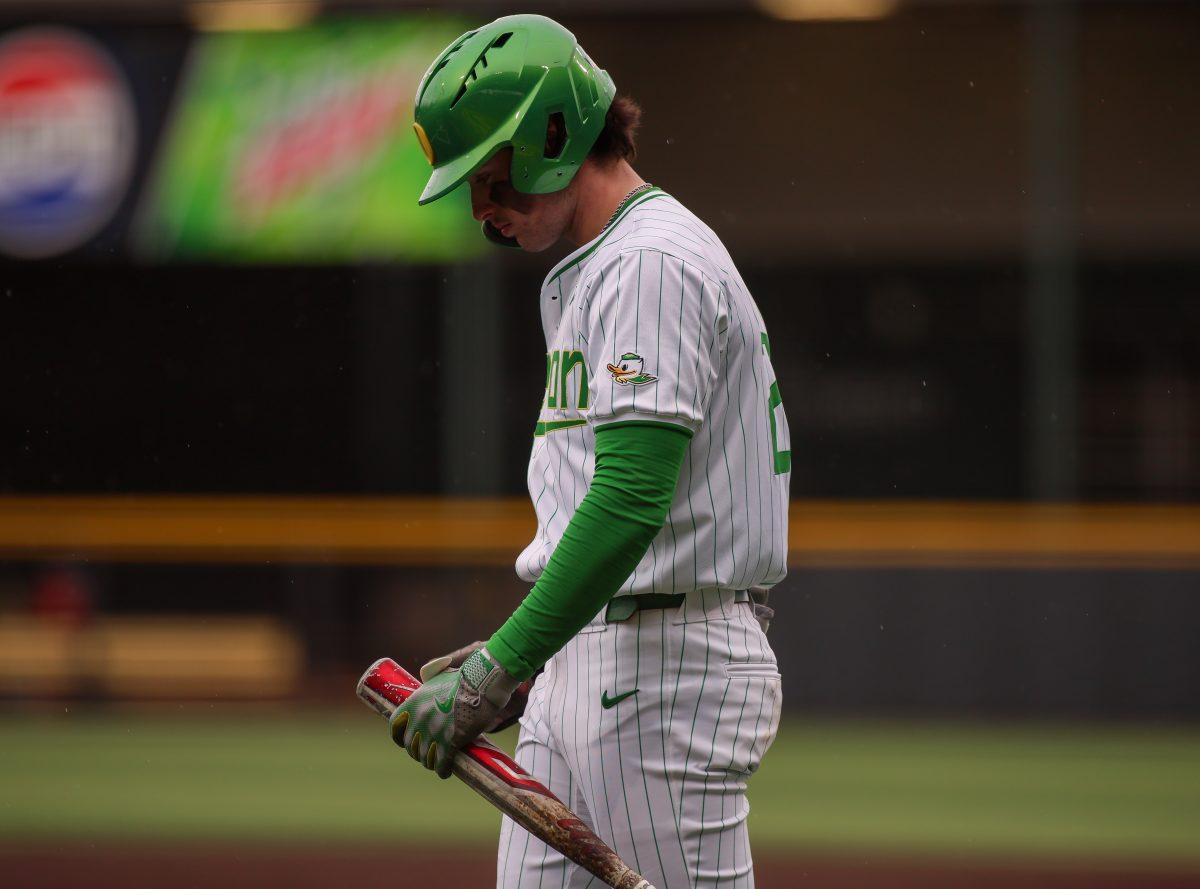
<box><xmin>389</xmin><ymin>647</ymin><xmax>522</xmax><ymax>778</ymax></box>
<box><xmin>420</xmin><ymin>642</ymin><xmax>539</xmax><ymax>734</ymax></box>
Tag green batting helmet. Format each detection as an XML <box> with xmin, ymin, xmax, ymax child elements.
<box><xmin>412</xmin><ymin>14</ymin><xmax>616</xmax><ymax>206</ymax></box>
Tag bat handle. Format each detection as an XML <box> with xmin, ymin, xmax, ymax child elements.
<box><xmin>356</xmin><ymin>657</ymin><xmax>419</xmax><ymax>716</ymax></box>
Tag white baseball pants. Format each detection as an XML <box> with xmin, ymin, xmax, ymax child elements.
<box><xmin>497</xmin><ymin>588</ymin><xmax>783</xmax><ymax>889</ymax></box>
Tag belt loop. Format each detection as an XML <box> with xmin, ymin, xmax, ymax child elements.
<box><xmin>605</xmin><ymin>597</ymin><xmax>638</xmax><ymax>622</ymax></box>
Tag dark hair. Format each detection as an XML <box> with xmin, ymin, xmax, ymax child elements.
<box><xmin>588</xmin><ymin>95</ymin><xmax>642</xmax><ymax>164</ymax></box>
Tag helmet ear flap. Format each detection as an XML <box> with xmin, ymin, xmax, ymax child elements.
<box><xmin>482</xmin><ymin>220</ymin><xmax>522</xmax><ymax>249</ymax></box>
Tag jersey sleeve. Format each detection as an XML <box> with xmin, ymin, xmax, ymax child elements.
<box><xmin>583</xmin><ymin>249</ymin><xmax>728</xmax><ymax>434</ymax></box>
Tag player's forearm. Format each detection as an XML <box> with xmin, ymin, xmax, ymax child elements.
<box><xmin>487</xmin><ymin>422</ymin><xmax>691</xmax><ymax>680</ymax></box>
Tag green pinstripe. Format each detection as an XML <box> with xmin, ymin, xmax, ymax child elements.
<box><xmin>722</xmin><ymin>297</ymin><xmax>754</xmax><ymax>588</ymax></box>
<box><xmin>632</xmin><ymin>616</ymin><xmax>670</xmax><ymax>880</ymax></box>
<box><xmin>612</xmin><ymin>622</ymin><xmax>642</xmax><ymax>873</ymax></box>
<box><xmin>515</xmin><ymin>728</ymin><xmax>536</xmax><ymax>884</ymax></box>
<box><xmin>646</xmin><ymin>252</ymin><xmax>664</xmax><ymax>595</ymax></box>
<box><xmin>667</xmin><ymin>256</ymin><xmax>686</xmax><ymax>594</ymax></box>
<box><xmin>606</xmin><ymin>257</ymin><xmax>621</xmax><ymax>426</ymax></box>
<box><xmin>699</xmin><ymin>280</ymin><xmax>724</xmax><ymax>585</ymax></box>
<box><xmin>684</xmin><ymin>265</ymin><xmax>703</xmax><ymax>589</ymax></box>
<box><xmin>712</xmin><ymin>621</ymin><xmax>754</xmax><ymax>881</ymax></box>
<box><xmin>537</xmin><ymin>663</ymin><xmax>559</xmax><ymax>889</ymax></box>
<box><xmin>696</xmin><ymin>617</ymin><xmax>737</xmax><ymax>878</ymax></box>
<box><xmin>658</xmin><ymin>611</ymin><xmax>689</xmax><ymax>878</ymax></box>
<box><xmin>714</xmin><ymin>285</ymin><xmax>741</xmax><ymax>584</ymax></box>
<box><xmin>728</xmin><ymin>295</ymin><xmax>769</xmax><ymax>586</ymax></box>
<box><xmin>559</xmin><ymin>769</ymin><xmax>573</xmax><ymax>889</ymax></box>
<box><xmin>630</xmin><ymin>251</ymin><xmax>642</xmax><ymax>414</ymax></box>
<box><xmin>594</xmin><ymin>630</ymin><xmax>616</xmax><ymax>860</ymax></box>
<box><xmin>677</xmin><ymin>599</ymin><xmax>712</xmax><ymax>879</ymax></box>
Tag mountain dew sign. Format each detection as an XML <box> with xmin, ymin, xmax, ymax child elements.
<box><xmin>138</xmin><ymin>18</ymin><xmax>483</xmax><ymax>262</ymax></box>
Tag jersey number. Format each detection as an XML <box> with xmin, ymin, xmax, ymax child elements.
<box><xmin>761</xmin><ymin>333</ymin><xmax>791</xmax><ymax>475</ymax></box>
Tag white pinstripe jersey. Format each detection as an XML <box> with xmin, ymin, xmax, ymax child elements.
<box><xmin>515</xmin><ymin>187</ymin><xmax>791</xmax><ymax>595</ymax></box>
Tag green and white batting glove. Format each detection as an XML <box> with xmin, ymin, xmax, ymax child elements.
<box><xmin>419</xmin><ymin>641</ymin><xmax>538</xmax><ymax>734</ymax></box>
<box><xmin>389</xmin><ymin>647</ymin><xmax>522</xmax><ymax>779</ymax></box>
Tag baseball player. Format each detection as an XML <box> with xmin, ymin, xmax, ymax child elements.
<box><xmin>391</xmin><ymin>14</ymin><xmax>790</xmax><ymax>888</ymax></box>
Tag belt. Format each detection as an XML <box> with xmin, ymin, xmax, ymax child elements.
<box><xmin>604</xmin><ymin>589</ymin><xmax>750</xmax><ymax>623</ymax></box>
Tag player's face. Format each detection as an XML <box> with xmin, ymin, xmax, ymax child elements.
<box><xmin>468</xmin><ymin>148</ymin><xmax>575</xmax><ymax>252</ymax></box>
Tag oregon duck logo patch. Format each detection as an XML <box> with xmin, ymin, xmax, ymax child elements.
<box><xmin>607</xmin><ymin>352</ymin><xmax>658</xmax><ymax>386</ymax></box>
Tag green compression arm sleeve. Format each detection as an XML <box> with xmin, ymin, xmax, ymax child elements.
<box><xmin>486</xmin><ymin>422</ymin><xmax>692</xmax><ymax>680</ymax></box>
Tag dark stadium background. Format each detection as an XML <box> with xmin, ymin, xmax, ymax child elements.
<box><xmin>2</xmin><ymin>2</ymin><xmax>1198</xmax><ymax>887</ymax></box>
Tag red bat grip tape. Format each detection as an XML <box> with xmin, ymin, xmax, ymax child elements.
<box><xmin>356</xmin><ymin>657</ymin><xmax>554</xmax><ymax>796</ymax></box>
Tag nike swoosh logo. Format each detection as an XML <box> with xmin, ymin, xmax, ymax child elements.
<box><xmin>601</xmin><ymin>688</ymin><xmax>639</xmax><ymax>710</ymax></box>
<box><xmin>434</xmin><ymin>688</ymin><xmax>456</xmax><ymax>714</ymax></box>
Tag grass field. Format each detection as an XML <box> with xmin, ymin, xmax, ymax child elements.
<box><xmin>3</xmin><ymin>711</ymin><xmax>1199</xmax><ymax>865</ymax></box>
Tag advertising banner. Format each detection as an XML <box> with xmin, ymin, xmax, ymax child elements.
<box><xmin>138</xmin><ymin>18</ymin><xmax>482</xmax><ymax>263</ymax></box>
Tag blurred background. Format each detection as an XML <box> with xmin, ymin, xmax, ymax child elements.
<box><xmin>2</xmin><ymin>0</ymin><xmax>1198</xmax><ymax>887</ymax></box>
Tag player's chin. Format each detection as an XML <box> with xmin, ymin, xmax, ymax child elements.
<box><xmin>515</xmin><ymin>230</ymin><xmax>556</xmax><ymax>253</ymax></box>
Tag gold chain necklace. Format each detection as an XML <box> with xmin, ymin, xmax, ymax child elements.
<box><xmin>602</xmin><ymin>183</ymin><xmax>653</xmax><ymax>233</ymax></box>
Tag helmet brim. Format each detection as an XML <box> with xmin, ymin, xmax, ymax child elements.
<box><xmin>417</xmin><ymin>134</ymin><xmax>511</xmax><ymax>206</ymax></box>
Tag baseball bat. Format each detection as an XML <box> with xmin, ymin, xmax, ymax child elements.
<box><xmin>357</xmin><ymin>658</ymin><xmax>656</xmax><ymax>889</ymax></box>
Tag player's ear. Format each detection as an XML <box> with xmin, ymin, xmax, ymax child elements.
<box><xmin>544</xmin><ymin>112</ymin><xmax>567</xmax><ymax>159</ymax></box>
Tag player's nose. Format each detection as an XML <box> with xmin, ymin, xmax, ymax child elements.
<box><xmin>470</xmin><ymin>184</ymin><xmax>493</xmax><ymax>223</ymax></box>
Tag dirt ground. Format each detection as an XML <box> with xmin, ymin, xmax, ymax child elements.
<box><xmin>3</xmin><ymin>843</ymin><xmax>1198</xmax><ymax>888</ymax></box>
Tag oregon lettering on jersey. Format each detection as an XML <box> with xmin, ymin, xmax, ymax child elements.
<box><xmin>536</xmin><ymin>349</ymin><xmax>589</xmax><ymax>437</ymax></box>
<box><xmin>517</xmin><ymin>188</ymin><xmax>791</xmax><ymax>596</ymax></box>
<box><xmin>544</xmin><ymin>349</ymin><xmax>589</xmax><ymax>412</ymax></box>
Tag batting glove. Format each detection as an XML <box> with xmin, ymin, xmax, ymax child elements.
<box><xmin>420</xmin><ymin>641</ymin><xmax>539</xmax><ymax>734</ymax></box>
<box><xmin>390</xmin><ymin>647</ymin><xmax>522</xmax><ymax>778</ymax></box>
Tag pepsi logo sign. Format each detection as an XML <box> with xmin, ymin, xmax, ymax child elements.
<box><xmin>0</xmin><ymin>28</ymin><xmax>137</xmax><ymax>258</ymax></box>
